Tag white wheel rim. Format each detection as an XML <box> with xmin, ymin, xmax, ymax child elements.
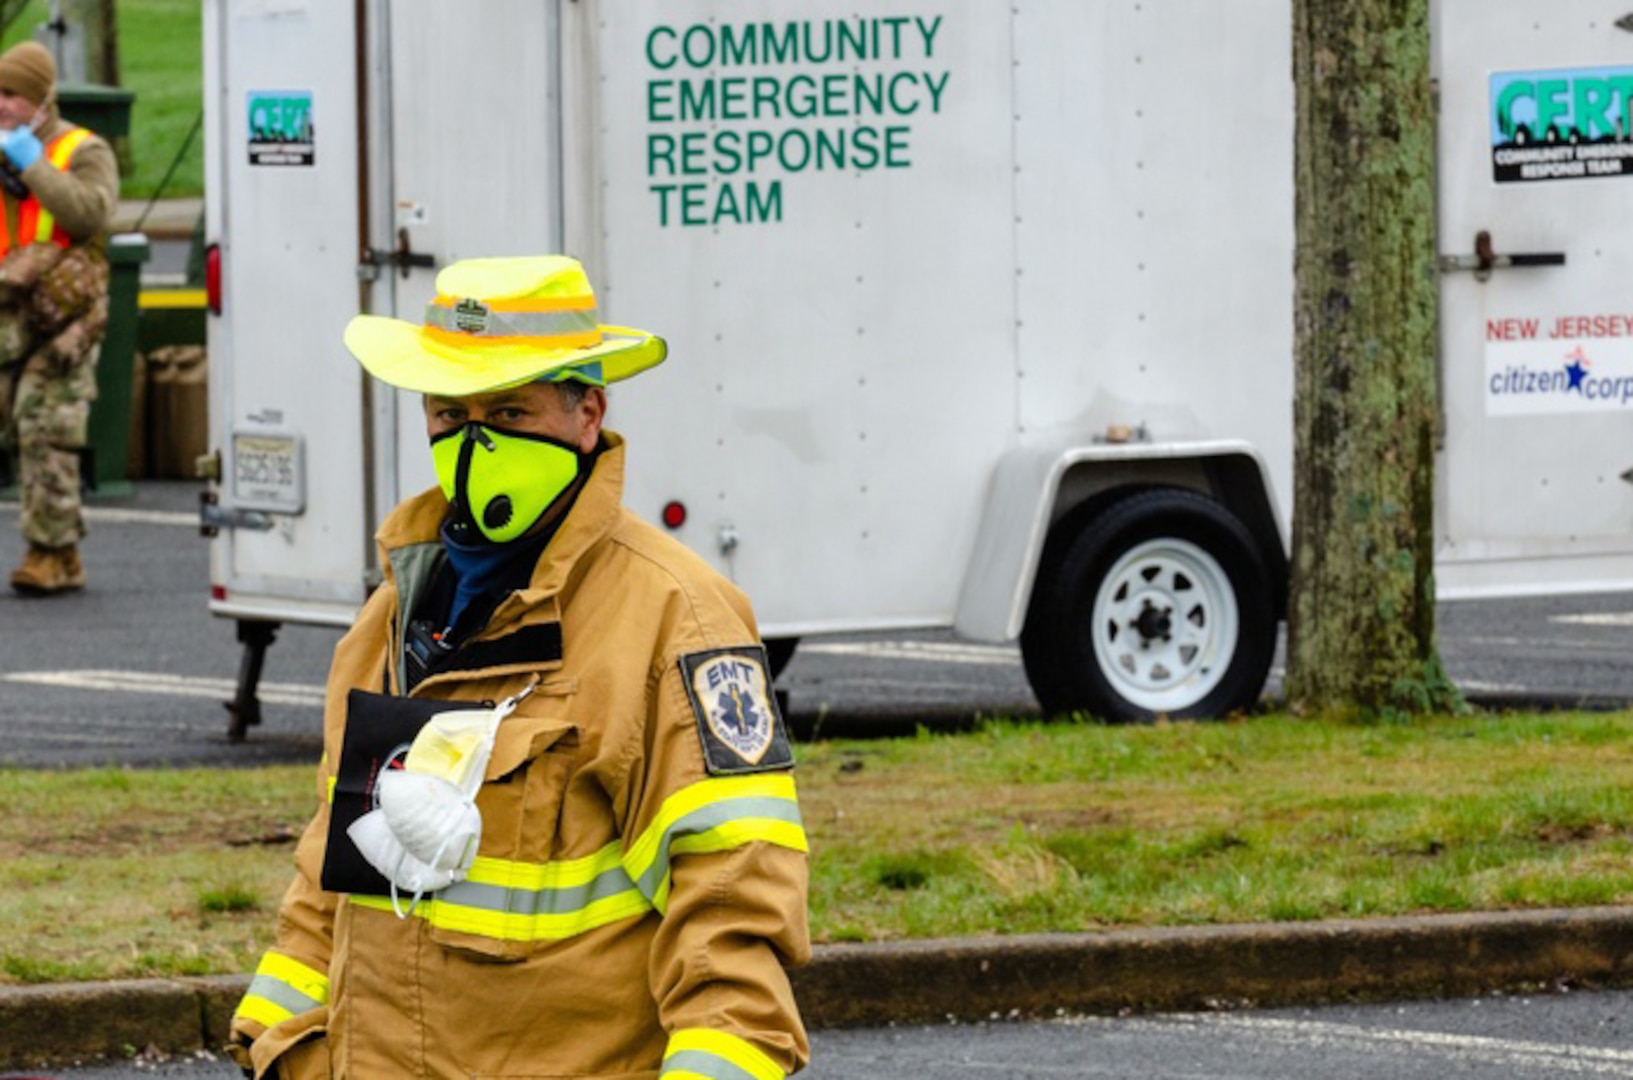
<box><xmin>1089</xmin><ymin>537</ymin><xmax>1240</xmax><ymax>713</ymax></box>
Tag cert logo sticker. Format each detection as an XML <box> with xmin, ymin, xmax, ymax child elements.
<box><xmin>681</xmin><ymin>646</ymin><xmax>793</xmax><ymax>775</ymax></box>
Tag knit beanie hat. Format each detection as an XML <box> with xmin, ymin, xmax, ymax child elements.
<box><xmin>0</xmin><ymin>42</ymin><xmax>55</xmax><ymax>106</ymax></box>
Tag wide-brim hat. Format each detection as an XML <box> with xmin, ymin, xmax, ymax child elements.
<box><xmin>343</xmin><ymin>255</ymin><xmax>666</xmax><ymax>395</ymax></box>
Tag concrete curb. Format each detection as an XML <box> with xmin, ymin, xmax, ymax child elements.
<box><xmin>3</xmin><ymin>906</ymin><xmax>1632</xmax><ymax>1070</ymax></box>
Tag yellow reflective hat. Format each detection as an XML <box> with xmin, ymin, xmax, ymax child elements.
<box><xmin>343</xmin><ymin>255</ymin><xmax>666</xmax><ymax>395</ymax></box>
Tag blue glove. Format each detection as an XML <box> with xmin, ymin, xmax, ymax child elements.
<box><xmin>2</xmin><ymin>126</ymin><xmax>42</xmax><ymax>170</ymax></box>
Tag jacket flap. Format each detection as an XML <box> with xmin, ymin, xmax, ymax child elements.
<box><xmin>485</xmin><ymin>709</ymin><xmax>577</xmax><ymax>781</ymax></box>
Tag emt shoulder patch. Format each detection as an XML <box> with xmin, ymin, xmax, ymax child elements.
<box><xmin>681</xmin><ymin>645</ymin><xmax>793</xmax><ymax>775</ymax></box>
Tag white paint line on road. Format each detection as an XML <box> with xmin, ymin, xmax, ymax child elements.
<box><xmin>0</xmin><ymin>501</ymin><xmax>195</xmax><ymax>526</ymax></box>
<box><xmin>2</xmin><ymin>669</ymin><xmax>324</xmax><ymax>708</ymax></box>
<box><xmin>1551</xmin><ymin>611</ymin><xmax>1633</xmax><ymax>627</ymax></box>
<box><xmin>1167</xmin><ymin>1014</ymin><xmax>1633</xmax><ymax>1076</ymax></box>
<box><xmin>0</xmin><ymin>728</ymin><xmax>177</xmax><ymax>746</ymax></box>
<box><xmin>798</xmin><ymin>641</ymin><xmax>1022</xmax><ymax>665</ymax></box>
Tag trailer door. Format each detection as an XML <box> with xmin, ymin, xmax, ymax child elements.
<box><xmin>206</xmin><ymin>0</ymin><xmax>367</xmax><ymax>624</ymax></box>
<box><xmin>373</xmin><ymin>0</ymin><xmax>565</xmax><ymax>501</ymax></box>
<box><xmin>1435</xmin><ymin>2</ymin><xmax>1633</xmax><ymax>595</ymax></box>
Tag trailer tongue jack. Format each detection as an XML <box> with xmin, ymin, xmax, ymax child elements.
<box><xmin>226</xmin><ymin>620</ymin><xmax>280</xmax><ymax>742</ymax></box>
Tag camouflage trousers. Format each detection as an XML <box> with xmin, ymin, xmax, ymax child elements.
<box><xmin>0</xmin><ymin>243</ymin><xmax>110</xmax><ymax>549</ymax></box>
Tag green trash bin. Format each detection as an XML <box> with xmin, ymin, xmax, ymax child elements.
<box><xmin>56</xmin><ymin>83</ymin><xmax>135</xmax><ymax>136</ymax></box>
<box><xmin>85</xmin><ymin>232</ymin><xmax>150</xmax><ymax>497</ymax></box>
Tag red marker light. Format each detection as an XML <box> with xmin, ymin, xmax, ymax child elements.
<box><xmin>661</xmin><ymin>501</ymin><xmax>687</xmax><ymax>529</ymax></box>
<box><xmin>205</xmin><ymin>243</ymin><xmax>222</xmax><ymax>315</ymax></box>
<box><xmin>211</xmin><ymin>584</ymin><xmax>227</xmax><ymax>601</ymax></box>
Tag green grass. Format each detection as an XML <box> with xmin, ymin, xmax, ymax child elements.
<box><xmin>198</xmin><ymin>883</ymin><xmax>263</xmax><ymax>914</ymax></box>
<box><xmin>3</xmin><ymin>710</ymin><xmax>1633</xmax><ymax>984</ymax></box>
<box><xmin>4</xmin><ymin>0</ymin><xmax>203</xmax><ymax>199</ymax></box>
<box><xmin>801</xmin><ymin>711</ymin><xmax>1633</xmax><ymax>940</ymax></box>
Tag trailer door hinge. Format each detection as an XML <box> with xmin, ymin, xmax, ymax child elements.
<box><xmin>360</xmin><ymin>227</ymin><xmax>436</xmax><ymax>281</ymax></box>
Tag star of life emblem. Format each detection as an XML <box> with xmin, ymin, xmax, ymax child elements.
<box><xmin>453</xmin><ymin>297</ymin><xmax>490</xmax><ymax>334</ymax></box>
<box><xmin>696</xmin><ymin>655</ymin><xmax>774</xmax><ymax>763</ymax></box>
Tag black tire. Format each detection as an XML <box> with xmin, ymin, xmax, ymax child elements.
<box><xmin>1020</xmin><ymin>488</ymin><xmax>1276</xmax><ymax>722</ymax></box>
<box><xmin>765</xmin><ymin>636</ymin><xmax>799</xmax><ymax>679</ymax></box>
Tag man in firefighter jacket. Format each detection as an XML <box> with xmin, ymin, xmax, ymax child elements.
<box><xmin>228</xmin><ymin>256</ymin><xmax>810</xmax><ymax>1079</ymax></box>
<box><xmin>0</xmin><ymin>41</ymin><xmax>119</xmax><ymax>595</ymax></box>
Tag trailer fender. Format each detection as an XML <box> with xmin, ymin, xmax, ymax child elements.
<box><xmin>953</xmin><ymin>437</ymin><xmax>1287</xmax><ymax>644</ymax></box>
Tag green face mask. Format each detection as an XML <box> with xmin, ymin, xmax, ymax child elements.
<box><xmin>430</xmin><ymin>422</ymin><xmax>583</xmax><ymax>544</ymax></box>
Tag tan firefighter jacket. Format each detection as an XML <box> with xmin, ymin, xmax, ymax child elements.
<box><xmin>230</xmin><ymin>433</ymin><xmax>810</xmax><ymax>1079</ymax></box>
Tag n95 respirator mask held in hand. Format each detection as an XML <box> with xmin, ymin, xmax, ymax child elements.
<box><xmin>431</xmin><ymin>421</ymin><xmax>582</xmax><ymax>544</ymax></box>
<box><xmin>347</xmin><ymin>683</ymin><xmax>535</xmax><ymax>915</ymax></box>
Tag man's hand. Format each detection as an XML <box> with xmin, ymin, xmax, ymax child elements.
<box><xmin>1</xmin><ymin>126</ymin><xmax>41</xmax><ymax>170</ymax></box>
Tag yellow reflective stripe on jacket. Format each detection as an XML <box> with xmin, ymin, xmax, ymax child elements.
<box><xmin>28</xmin><ymin>126</ymin><xmax>91</xmax><ymax>242</ymax></box>
<box><xmin>234</xmin><ymin>951</ymin><xmax>329</xmax><ymax>1028</ymax></box>
<box><xmin>349</xmin><ymin>842</ymin><xmax>653</xmax><ymax>941</ymax></box>
<box><xmin>661</xmin><ymin>1028</ymin><xmax>785</xmax><ymax>1080</ymax></box>
<box><xmin>343</xmin><ymin>776</ymin><xmax>803</xmax><ymax>941</ymax></box>
<box><xmin>623</xmin><ymin>774</ymin><xmax>807</xmax><ymax>914</ymax></box>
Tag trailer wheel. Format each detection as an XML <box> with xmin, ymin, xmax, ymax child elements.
<box><xmin>1021</xmin><ymin>489</ymin><xmax>1275</xmax><ymax>722</ymax></box>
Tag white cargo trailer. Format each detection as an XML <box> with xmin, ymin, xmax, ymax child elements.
<box><xmin>201</xmin><ymin>0</ymin><xmax>1633</xmax><ymax>737</ymax></box>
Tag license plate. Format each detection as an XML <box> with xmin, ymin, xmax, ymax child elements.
<box><xmin>231</xmin><ymin>431</ymin><xmax>305</xmax><ymax>513</ymax></box>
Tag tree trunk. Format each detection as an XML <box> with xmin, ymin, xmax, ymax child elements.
<box><xmin>1285</xmin><ymin>0</ymin><xmax>1461</xmax><ymax>718</ymax></box>
<box><xmin>59</xmin><ymin>0</ymin><xmax>118</xmax><ymax>85</ymax></box>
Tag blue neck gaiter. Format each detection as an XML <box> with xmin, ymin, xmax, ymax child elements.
<box><xmin>439</xmin><ymin>520</ymin><xmax>553</xmax><ymax>633</ymax></box>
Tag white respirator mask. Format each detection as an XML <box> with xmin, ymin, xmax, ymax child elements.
<box><xmin>347</xmin><ymin>682</ymin><xmax>535</xmax><ymax>916</ymax></box>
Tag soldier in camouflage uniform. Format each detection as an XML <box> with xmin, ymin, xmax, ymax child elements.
<box><xmin>0</xmin><ymin>42</ymin><xmax>119</xmax><ymax>595</ymax></box>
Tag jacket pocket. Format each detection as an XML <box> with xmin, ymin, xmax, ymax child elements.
<box><xmin>275</xmin><ymin>1036</ymin><xmax>332</xmax><ymax>1080</ymax></box>
<box><xmin>426</xmin><ymin>680</ymin><xmax>579</xmax><ymax>961</ymax></box>
<box><xmin>249</xmin><ymin>1008</ymin><xmax>328</xmax><ymax>1080</ymax></box>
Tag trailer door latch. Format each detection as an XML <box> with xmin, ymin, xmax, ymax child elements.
<box><xmin>360</xmin><ymin>227</ymin><xmax>436</xmax><ymax>281</ymax></box>
<box><xmin>199</xmin><ymin>490</ymin><xmax>275</xmax><ymax>537</ymax></box>
<box><xmin>1438</xmin><ymin>230</ymin><xmax>1566</xmax><ymax>282</ymax></box>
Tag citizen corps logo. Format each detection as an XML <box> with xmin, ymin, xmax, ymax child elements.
<box><xmin>1486</xmin><ymin>343</ymin><xmax>1633</xmax><ymax>416</ymax></box>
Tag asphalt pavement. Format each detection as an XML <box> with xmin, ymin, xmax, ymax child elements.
<box><xmin>27</xmin><ymin>990</ymin><xmax>1633</xmax><ymax>1079</ymax></box>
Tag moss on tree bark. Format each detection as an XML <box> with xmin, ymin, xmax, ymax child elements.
<box><xmin>1286</xmin><ymin>0</ymin><xmax>1461</xmax><ymax>718</ymax></box>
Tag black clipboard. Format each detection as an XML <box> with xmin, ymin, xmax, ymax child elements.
<box><xmin>320</xmin><ymin>689</ymin><xmax>450</xmax><ymax>895</ymax></box>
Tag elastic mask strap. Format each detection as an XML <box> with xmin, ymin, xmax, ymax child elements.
<box><xmin>389</xmin><ymin>825</ymin><xmax>461</xmax><ymax>920</ymax></box>
<box><xmin>454</xmin><ymin>423</ymin><xmax>491</xmax><ymax>521</ymax></box>
<box><xmin>429</xmin><ymin>422</ymin><xmax>491</xmax><ymax>530</ymax></box>
<box><xmin>485</xmin><ymin>424</ymin><xmax>581</xmax><ymax>455</ymax></box>
<box><xmin>390</xmin><ymin>880</ymin><xmax>413</xmax><ymax>919</ymax></box>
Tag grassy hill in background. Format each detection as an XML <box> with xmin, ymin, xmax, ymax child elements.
<box><xmin>3</xmin><ymin>0</ymin><xmax>202</xmax><ymax>199</ymax></box>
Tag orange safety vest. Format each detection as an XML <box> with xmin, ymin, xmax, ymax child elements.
<box><xmin>0</xmin><ymin>125</ymin><xmax>93</xmax><ymax>257</ymax></box>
